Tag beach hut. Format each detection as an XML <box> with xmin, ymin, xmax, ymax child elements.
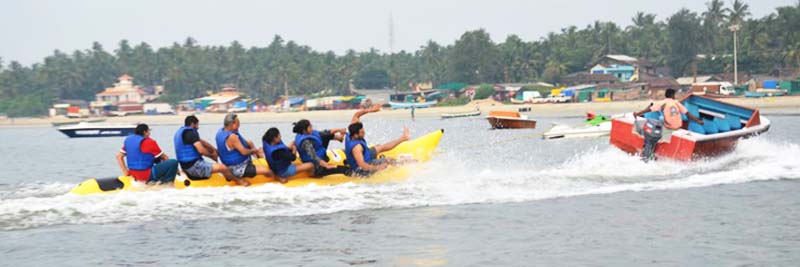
<box><xmin>780</xmin><ymin>80</ymin><xmax>800</xmax><ymax>95</ymax></box>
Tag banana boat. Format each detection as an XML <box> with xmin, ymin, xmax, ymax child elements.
<box><xmin>70</xmin><ymin>129</ymin><xmax>444</xmax><ymax>195</ymax></box>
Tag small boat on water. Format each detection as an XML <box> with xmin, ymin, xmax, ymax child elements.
<box><xmin>50</xmin><ymin>118</ymin><xmax>107</xmax><ymax>127</ymax></box>
<box><xmin>57</xmin><ymin>122</ymin><xmax>137</xmax><ymax>138</ymax></box>
<box><xmin>389</xmin><ymin>100</ymin><xmax>438</xmax><ymax>109</ymax></box>
<box><xmin>543</xmin><ymin>112</ymin><xmax>612</xmax><ymax>139</ymax></box>
<box><xmin>487</xmin><ymin>111</ymin><xmax>537</xmax><ymax>129</ymax></box>
<box><xmin>610</xmin><ymin>95</ymin><xmax>770</xmax><ymax>161</ymax></box>
<box><xmin>441</xmin><ymin>110</ymin><xmax>481</xmax><ymax>119</ymax></box>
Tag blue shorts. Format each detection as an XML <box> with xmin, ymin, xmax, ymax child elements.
<box><xmin>277</xmin><ymin>164</ymin><xmax>297</xmax><ymax>178</ymax></box>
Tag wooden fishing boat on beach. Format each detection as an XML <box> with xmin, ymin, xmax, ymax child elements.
<box><xmin>610</xmin><ymin>95</ymin><xmax>770</xmax><ymax>161</ymax></box>
<box><xmin>486</xmin><ymin>111</ymin><xmax>537</xmax><ymax>129</ymax></box>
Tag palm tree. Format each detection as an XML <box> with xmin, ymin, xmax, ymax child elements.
<box><xmin>726</xmin><ymin>0</ymin><xmax>751</xmax><ymax>26</ymax></box>
<box><xmin>703</xmin><ymin>0</ymin><xmax>728</xmax><ymax>25</ymax></box>
<box><xmin>631</xmin><ymin>12</ymin><xmax>656</xmax><ymax>28</ymax></box>
<box><xmin>702</xmin><ymin>0</ymin><xmax>727</xmax><ymax>53</ymax></box>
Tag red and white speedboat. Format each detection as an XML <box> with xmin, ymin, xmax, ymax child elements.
<box><xmin>610</xmin><ymin>95</ymin><xmax>770</xmax><ymax>161</ymax></box>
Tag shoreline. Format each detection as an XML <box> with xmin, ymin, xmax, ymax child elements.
<box><xmin>2</xmin><ymin>96</ymin><xmax>799</xmax><ymax>128</ymax></box>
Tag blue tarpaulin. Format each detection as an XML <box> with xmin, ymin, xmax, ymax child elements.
<box><xmin>233</xmin><ymin>101</ymin><xmax>248</xmax><ymax>108</ymax></box>
<box><xmin>763</xmin><ymin>80</ymin><xmax>778</xmax><ymax>89</ymax></box>
<box><xmin>288</xmin><ymin>97</ymin><xmax>305</xmax><ymax>105</ymax></box>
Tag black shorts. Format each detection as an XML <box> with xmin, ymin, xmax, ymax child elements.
<box><xmin>230</xmin><ymin>160</ymin><xmax>257</xmax><ymax>178</ymax></box>
<box><xmin>347</xmin><ymin>168</ymin><xmax>376</xmax><ymax>178</ymax></box>
<box><xmin>243</xmin><ymin>163</ymin><xmax>257</xmax><ymax>178</ymax></box>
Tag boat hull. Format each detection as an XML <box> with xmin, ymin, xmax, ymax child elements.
<box><xmin>609</xmin><ymin>95</ymin><xmax>770</xmax><ymax>161</ymax></box>
<box><xmin>487</xmin><ymin>117</ymin><xmax>537</xmax><ymax>129</ymax></box>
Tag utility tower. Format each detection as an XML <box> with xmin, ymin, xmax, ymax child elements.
<box><xmin>388</xmin><ymin>14</ymin><xmax>395</xmax><ymax>54</ymax></box>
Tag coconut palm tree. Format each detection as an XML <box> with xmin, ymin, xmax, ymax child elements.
<box><xmin>702</xmin><ymin>0</ymin><xmax>728</xmax><ymax>53</ymax></box>
<box><xmin>726</xmin><ymin>0</ymin><xmax>751</xmax><ymax>26</ymax></box>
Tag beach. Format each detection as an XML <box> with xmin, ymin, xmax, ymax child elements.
<box><xmin>2</xmin><ymin>96</ymin><xmax>799</xmax><ymax>127</ymax></box>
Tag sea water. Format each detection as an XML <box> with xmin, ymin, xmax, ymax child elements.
<box><xmin>1</xmin><ymin>114</ymin><xmax>799</xmax><ymax>266</ymax></box>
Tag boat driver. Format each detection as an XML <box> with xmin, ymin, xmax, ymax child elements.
<box><xmin>634</xmin><ymin>88</ymin><xmax>703</xmax><ymax>132</ymax></box>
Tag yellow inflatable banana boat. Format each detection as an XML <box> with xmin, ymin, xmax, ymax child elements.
<box><xmin>70</xmin><ymin>129</ymin><xmax>444</xmax><ymax>195</ymax></box>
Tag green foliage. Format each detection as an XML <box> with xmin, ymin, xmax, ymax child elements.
<box><xmin>448</xmin><ymin>29</ymin><xmax>500</xmax><ymax>84</ymax></box>
<box><xmin>0</xmin><ymin>93</ymin><xmax>52</xmax><ymax>118</ymax></box>
<box><xmin>354</xmin><ymin>69</ymin><xmax>390</xmax><ymax>89</ymax></box>
<box><xmin>474</xmin><ymin>84</ymin><xmax>495</xmax><ymax>99</ymax></box>
<box><xmin>157</xmin><ymin>91</ymin><xmax>183</xmax><ymax>106</ymax></box>
<box><xmin>0</xmin><ymin>2</ymin><xmax>798</xmax><ymax>117</ymax></box>
<box><xmin>437</xmin><ymin>96</ymin><xmax>470</xmax><ymax>106</ymax></box>
<box><xmin>667</xmin><ymin>9</ymin><xmax>701</xmax><ymax>77</ymax></box>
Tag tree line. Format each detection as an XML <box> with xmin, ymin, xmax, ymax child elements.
<box><xmin>1</xmin><ymin>0</ymin><xmax>798</xmax><ymax>117</ymax></box>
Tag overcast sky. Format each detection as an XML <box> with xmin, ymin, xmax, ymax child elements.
<box><xmin>1</xmin><ymin>0</ymin><xmax>796</xmax><ymax>65</ymax></box>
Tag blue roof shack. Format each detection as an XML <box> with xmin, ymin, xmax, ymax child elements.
<box><xmin>591</xmin><ymin>64</ymin><xmax>636</xmax><ymax>82</ymax></box>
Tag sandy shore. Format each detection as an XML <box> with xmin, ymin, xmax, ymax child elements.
<box><xmin>2</xmin><ymin>96</ymin><xmax>799</xmax><ymax>128</ymax></box>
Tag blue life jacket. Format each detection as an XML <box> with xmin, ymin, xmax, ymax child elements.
<box><xmin>344</xmin><ymin>132</ymin><xmax>372</xmax><ymax>171</ymax></box>
<box><xmin>124</xmin><ymin>134</ymin><xmax>155</xmax><ymax>171</ymax></box>
<box><xmin>173</xmin><ymin>126</ymin><xmax>201</xmax><ymax>163</ymax></box>
<box><xmin>263</xmin><ymin>140</ymin><xmax>291</xmax><ymax>175</ymax></box>
<box><xmin>294</xmin><ymin>130</ymin><xmax>329</xmax><ymax>163</ymax></box>
<box><xmin>215</xmin><ymin>128</ymin><xmax>250</xmax><ymax>166</ymax></box>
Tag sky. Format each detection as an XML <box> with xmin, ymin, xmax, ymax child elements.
<box><xmin>0</xmin><ymin>0</ymin><xmax>796</xmax><ymax>65</ymax></box>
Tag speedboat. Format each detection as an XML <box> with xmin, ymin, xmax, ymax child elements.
<box><xmin>609</xmin><ymin>95</ymin><xmax>770</xmax><ymax>161</ymax></box>
<box><xmin>57</xmin><ymin>122</ymin><xmax>137</xmax><ymax>138</ymax></box>
<box><xmin>543</xmin><ymin>113</ymin><xmax>612</xmax><ymax>139</ymax></box>
<box><xmin>50</xmin><ymin>117</ymin><xmax>107</xmax><ymax>127</ymax></box>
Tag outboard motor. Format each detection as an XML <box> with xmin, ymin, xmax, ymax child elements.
<box><xmin>636</xmin><ymin>118</ymin><xmax>663</xmax><ymax>162</ymax></box>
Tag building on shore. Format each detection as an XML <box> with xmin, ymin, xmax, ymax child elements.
<box><xmin>590</xmin><ymin>64</ymin><xmax>636</xmax><ymax>82</ymax></box>
<box><xmin>676</xmin><ymin>75</ymin><xmax>720</xmax><ymax>90</ymax></box>
<box><xmin>591</xmin><ymin>54</ymin><xmax>659</xmax><ymax>76</ymax></box>
<box><xmin>92</xmin><ymin>75</ymin><xmax>161</xmax><ymax>115</ymax></box>
<box><xmin>195</xmin><ymin>87</ymin><xmax>241</xmax><ymax>113</ymax></box>
<box><xmin>561</xmin><ymin>72</ymin><xmax>618</xmax><ymax>86</ymax></box>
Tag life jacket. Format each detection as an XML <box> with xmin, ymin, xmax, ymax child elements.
<box><xmin>344</xmin><ymin>132</ymin><xmax>372</xmax><ymax>171</ymax></box>
<box><xmin>124</xmin><ymin>134</ymin><xmax>155</xmax><ymax>171</ymax></box>
<box><xmin>215</xmin><ymin>128</ymin><xmax>250</xmax><ymax>166</ymax></box>
<box><xmin>263</xmin><ymin>140</ymin><xmax>291</xmax><ymax>175</ymax></box>
<box><xmin>660</xmin><ymin>99</ymin><xmax>685</xmax><ymax>130</ymax></box>
<box><xmin>294</xmin><ymin>130</ymin><xmax>329</xmax><ymax>163</ymax></box>
<box><xmin>173</xmin><ymin>126</ymin><xmax>201</xmax><ymax>163</ymax></box>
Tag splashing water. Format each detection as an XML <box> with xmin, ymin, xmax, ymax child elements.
<box><xmin>0</xmin><ymin>136</ymin><xmax>797</xmax><ymax>231</ymax></box>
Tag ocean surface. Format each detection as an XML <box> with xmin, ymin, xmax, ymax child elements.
<box><xmin>1</xmin><ymin>112</ymin><xmax>799</xmax><ymax>266</ymax></box>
